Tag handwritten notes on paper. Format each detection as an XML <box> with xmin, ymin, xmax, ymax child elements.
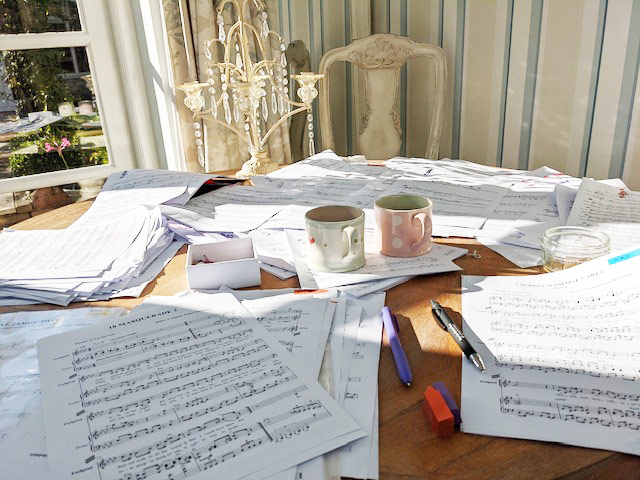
<box><xmin>37</xmin><ymin>294</ymin><xmax>364</xmax><ymax>480</ymax></box>
<box><xmin>460</xmin><ymin>248</ymin><xmax>640</xmax><ymax>455</ymax></box>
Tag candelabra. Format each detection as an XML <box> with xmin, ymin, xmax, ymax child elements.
<box><xmin>178</xmin><ymin>0</ymin><xmax>323</xmax><ymax>178</ymax></box>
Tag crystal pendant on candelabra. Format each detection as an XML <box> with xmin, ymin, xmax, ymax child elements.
<box><xmin>211</xmin><ymin>96</ymin><xmax>218</xmax><ymax>118</ymax></box>
<box><xmin>245</xmin><ymin>123</ymin><xmax>253</xmax><ymax>151</ymax></box>
<box><xmin>197</xmin><ymin>145</ymin><xmax>205</xmax><ymax>166</ymax></box>
<box><xmin>278</xmin><ymin>92</ymin><xmax>284</xmax><ymax>115</ymax></box>
<box><xmin>233</xmin><ymin>94</ymin><xmax>240</xmax><ymax>124</ymax></box>
<box><xmin>223</xmin><ymin>94</ymin><xmax>232</xmax><ymax>124</ymax></box>
<box><xmin>261</xmin><ymin>96</ymin><xmax>268</xmax><ymax>122</ymax></box>
<box><xmin>261</xmin><ymin>11</ymin><xmax>269</xmax><ymax>39</ymax></box>
<box><xmin>217</xmin><ymin>12</ymin><xmax>225</xmax><ymax>42</ymax></box>
<box><xmin>204</xmin><ymin>41</ymin><xmax>212</xmax><ymax>60</ymax></box>
<box><xmin>209</xmin><ymin>87</ymin><xmax>218</xmax><ymax>118</ymax></box>
<box><xmin>307</xmin><ymin>112</ymin><xmax>315</xmax><ymax>156</ymax></box>
<box><xmin>280</xmin><ymin>52</ymin><xmax>287</xmax><ymax>69</ymax></box>
<box><xmin>194</xmin><ymin>121</ymin><xmax>205</xmax><ymax>166</ymax></box>
<box><xmin>271</xmin><ymin>88</ymin><xmax>277</xmax><ymax>114</ymax></box>
<box><xmin>235</xmin><ymin>44</ymin><xmax>243</xmax><ymax>69</ymax></box>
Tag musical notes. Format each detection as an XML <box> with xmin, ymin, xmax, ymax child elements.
<box><xmin>0</xmin><ymin>307</ymin><xmax>128</xmax><ymax>480</ymax></box>
<box><xmin>460</xmin><ymin>253</ymin><xmax>640</xmax><ymax>456</ymax></box>
<box><xmin>37</xmin><ymin>294</ymin><xmax>365</xmax><ymax>480</ymax></box>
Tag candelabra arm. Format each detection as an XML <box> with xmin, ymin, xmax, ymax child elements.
<box><xmin>194</xmin><ymin>111</ymin><xmax>248</xmax><ymax>141</ymax></box>
<box><xmin>259</xmin><ymin>104</ymin><xmax>310</xmax><ymax>149</ymax></box>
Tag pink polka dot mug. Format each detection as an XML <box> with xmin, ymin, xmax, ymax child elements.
<box><xmin>374</xmin><ymin>194</ymin><xmax>433</xmax><ymax>257</ymax></box>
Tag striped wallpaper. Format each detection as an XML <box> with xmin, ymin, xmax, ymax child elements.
<box><xmin>274</xmin><ymin>0</ymin><xmax>640</xmax><ymax>189</ymax></box>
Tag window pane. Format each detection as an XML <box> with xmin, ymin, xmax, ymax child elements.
<box><xmin>0</xmin><ymin>46</ymin><xmax>109</xmax><ymax>180</ymax></box>
<box><xmin>0</xmin><ymin>0</ymin><xmax>81</xmax><ymax>34</ymax></box>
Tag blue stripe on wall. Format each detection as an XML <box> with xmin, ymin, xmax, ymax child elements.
<box><xmin>308</xmin><ymin>1</ymin><xmax>321</xmax><ymax>150</ymax></box>
<box><xmin>579</xmin><ymin>0</ymin><xmax>607</xmax><ymax>178</ymax></box>
<box><xmin>287</xmin><ymin>0</ymin><xmax>292</xmax><ymax>43</ymax></box>
<box><xmin>386</xmin><ymin>0</ymin><xmax>391</xmax><ymax>34</ymax></box>
<box><xmin>608</xmin><ymin>0</ymin><xmax>640</xmax><ymax>178</ymax></box>
<box><xmin>400</xmin><ymin>0</ymin><xmax>407</xmax><ymax>157</ymax></box>
<box><xmin>496</xmin><ymin>0</ymin><xmax>514</xmax><ymax>167</ymax></box>
<box><xmin>438</xmin><ymin>0</ymin><xmax>444</xmax><ymax>48</ymax></box>
<box><xmin>451</xmin><ymin>0</ymin><xmax>466</xmax><ymax>159</ymax></box>
<box><xmin>278</xmin><ymin>0</ymin><xmax>284</xmax><ymax>42</ymax></box>
<box><xmin>345</xmin><ymin>0</ymin><xmax>353</xmax><ymax>155</ymax></box>
<box><xmin>517</xmin><ymin>0</ymin><xmax>544</xmax><ymax>170</ymax></box>
<box><xmin>319</xmin><ymin>0</ymin><xmax>325</xmax><ymax>54</ymax></box>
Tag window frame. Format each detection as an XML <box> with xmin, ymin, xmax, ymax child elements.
<box><xmin>0</xmin><ymin>0</ymin><xmax>162</xmax><ymax>194</ymax></box>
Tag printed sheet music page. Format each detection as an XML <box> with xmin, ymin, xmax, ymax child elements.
<box><xmin>460</xmin><ymin>247</ymin><xmax>640</xmax><ymax>455</ymax></box>
<box><xmin>36</xmin><ymin>293</ymin><xmax>364</xmax><ymax>480</ymax></box>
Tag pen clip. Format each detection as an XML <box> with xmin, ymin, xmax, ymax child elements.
<box><xmin>431</xmin><ymin>303</ymin><xmax>448</xmax><ymax>331</ymax></box>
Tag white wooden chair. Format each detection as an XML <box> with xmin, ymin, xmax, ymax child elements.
<box><xmin>318</xmin><ymin>34</ymin><xmax>447</xmax><ymax>161</ymax></box>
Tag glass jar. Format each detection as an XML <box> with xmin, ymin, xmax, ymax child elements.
<box><xmin>541</xmin><ymin>226</ymin><xmax>610</xmax><ymax>272</ymax></box>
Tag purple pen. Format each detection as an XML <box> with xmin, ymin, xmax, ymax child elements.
<box><xmin>381</xmin><ymin>306</ymin><xmax>413</xmax><ymax>387</ymax></box>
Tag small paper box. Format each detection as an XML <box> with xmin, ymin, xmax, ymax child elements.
<box><xmin>186</xmin><ymin>238</ymin><xmax>261</xmax><ymax>290</ymax></box>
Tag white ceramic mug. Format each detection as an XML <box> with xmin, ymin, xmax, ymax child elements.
<box><xmin>304</xmin><ymin>205</ymin><xmax>365</xmax><ymax>272</ymax></box>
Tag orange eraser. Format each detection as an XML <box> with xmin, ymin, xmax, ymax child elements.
<box><xmin>422</xmin><ymin>386</ymin><xmax>455</xmax><ymax>437</ymax></box>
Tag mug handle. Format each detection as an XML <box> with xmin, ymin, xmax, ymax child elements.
<box><xmin>410</xmin><ymin>212</ymin><xmax>430</xmax><ymax>251</ymax></box>
<box><xmin>342</xmin><ymin>225</ymin><xmax>360</xmax><ymax>264</ymax></box>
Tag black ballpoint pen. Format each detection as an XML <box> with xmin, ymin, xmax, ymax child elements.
<box><xmin>430</xmin><ymin>300</ymin><xmax>486</xmax><ymax>373</ymax></box>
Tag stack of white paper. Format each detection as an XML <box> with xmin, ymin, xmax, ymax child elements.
<box><xmin>0</xmin><ymin>205</ymin><xmax>181</xmax><ymax>305</ymax></box>
<box><xmin>0</xmin><ymin>169</ymin><xmax>238</xmax><ymax>306</ymax></box>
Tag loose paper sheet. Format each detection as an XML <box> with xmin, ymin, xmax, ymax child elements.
<box><xmin>460</xmin><ymin>247</ymin><xmax>640</xmax><ymax>455</ymax></box>
<box><xmin>0</xmin><ymin>307</ymin><xmax>127</xmax><ymax>480</ymax></box>
<box><xmin>566</xmin><ymin>178</ymin><xmax>640</xmax><ymax>252</ymax></box>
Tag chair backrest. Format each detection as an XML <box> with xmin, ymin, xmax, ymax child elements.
<box><xmin>318</xmin><ymin>34</ymin><xmax>447</xmax><ymax>160</ymax></box>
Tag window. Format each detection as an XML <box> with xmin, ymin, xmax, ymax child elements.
<box><xmin>0</xmin><ymin>0</ymin><xmax>153</xmax><ymax>194</ymax></box>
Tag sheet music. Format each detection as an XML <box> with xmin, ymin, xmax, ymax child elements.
<box><xmin>155</xmin><ymin>293</ymin><xmax>334</xmax><ymax>379</ymax></box>
<box><xmin>555</xmin><ymin>178</ymin><xmax>626</xmax><ymax>225</ymax></box>
<box><xmin>245</xmin><ymin>229</ymin><xmax>296</xmax><ymax>272</ymax></box>
<box><xmin>566</xmin><ymin>178</ymin><xmax>640</xmax><ymax>252</ymax></box>
<box><xmin>460</xmin><ymin>247</ymin><xmax>640</xmax><ymax>455</ymax></box>
<box><xmin>337</xmin><ymin>293</ymin><xmax>385</xmax><ymax>479</ymax></box>
<box><xmin>378</xmin><ymin>179</ymin><xmax>508</xmax><ymax>229</ymax></box>
<box><xmin>160</xmin><ymin>185</ymin><xmax>303</xmax><ymax>233</ymax></box>
<box><xmin>75</xmin><ymin>170</ymin><xmax>211</xmax><ymax>225</ymax></box>
<box><xmin>0</xmin><ymin>209</ymin><xmax>145</xmax><ymax>280</ymax></box>
<box><xmin>0</xmin><ymin>307</ymin><xmax>127</xmax><ymax>480</ymax></box>
<box><xmin>337</xmin><ymin>275</ymin><xmax>413</xmax><ymax>297</ymax></box>
<box><xmin>37</xmin><ymin>294</ymin><xmax>364</xmax><ymax>480</ymax></box>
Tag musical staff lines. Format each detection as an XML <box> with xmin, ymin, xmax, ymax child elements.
<box><xmin>37</xmin><ymin>295</ymin><xmax>364</xmax><ymax>480</ymax></box>
<box><xmin>498</xmin><ymin>379</ymin><xmax>640</xmax><ymax>431</ymax></box>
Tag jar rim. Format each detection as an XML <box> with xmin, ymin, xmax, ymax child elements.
<box><xmin>542</xmin><ymin>226</ymin><xmax>610</xmax><ymax>255</ymax></box>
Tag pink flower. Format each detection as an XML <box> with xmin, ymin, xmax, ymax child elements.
<box><xmin>44</xmin><ymin>137</ymin><xmax>70</xmax><ymax>154</ymax></box>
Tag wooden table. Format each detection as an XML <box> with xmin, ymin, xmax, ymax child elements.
<box><xmin>4</xmin><ymin>201</ymin><xmax>640</xmax><ymax>480</ymax></box>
